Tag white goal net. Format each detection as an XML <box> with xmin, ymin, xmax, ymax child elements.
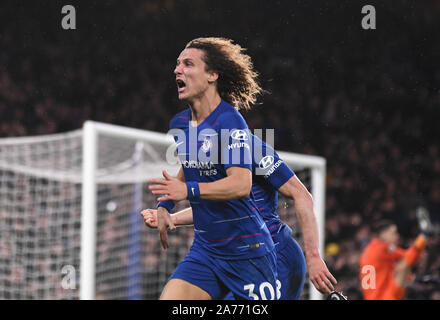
<box><xmin>0</xmin><ymin>121</ymin><xmax>325</xmax><ymax>300</ymax></box>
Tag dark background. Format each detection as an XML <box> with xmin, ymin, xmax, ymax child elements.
<box><xmin>1</xmin><ymin>0</ymin><xmax>439</xmax><ymax>299</ymax></box>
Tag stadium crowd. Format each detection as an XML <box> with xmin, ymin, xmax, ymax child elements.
<box><xmin>1</xmin><ymin>1</ymin><xmax>439</xmax><ymax>299</ymax></box>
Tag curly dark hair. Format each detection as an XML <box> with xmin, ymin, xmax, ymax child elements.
<box><xmin>185</xmin><ymin>37</ymin><xmax>263</xmax><ymax>111</ymax></box>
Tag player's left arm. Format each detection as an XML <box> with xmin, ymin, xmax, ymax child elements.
<box><xmin>255</xmin><ymin>139</ymin><xmax>336</xmax><ymax>293</ymax></box>
<box><xmin>149</xmin><ymin>167</ymin><xmax>252</xmax><ymax>201</ymax></box>
<box><xmin>278</xmin><ymin>175</ymin><xmax>337</xmax><ymax>294</ymax></box>
<box><xmin>198</xmin><ymin>167</ymin><xmax>252</xmax><ymax>200</ymax></box>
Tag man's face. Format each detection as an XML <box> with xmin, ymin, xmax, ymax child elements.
<box><xmin>380</xmin><ymin>224</ymin><xmax>399</xmax><ymax>245</ymax></box>
<box><xmin>174</xmin><ymin>48</ymin><xmax>217</xmax><ymax>101</ymax></box>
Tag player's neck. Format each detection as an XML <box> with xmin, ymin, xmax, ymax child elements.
<box><xmin>188</xmin><ymin>91</ymin><xmax>221</xmax><ymax>126</ymax></box>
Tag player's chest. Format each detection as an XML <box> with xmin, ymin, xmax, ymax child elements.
<box><xmin>175</xmin><ymin>127</ymin><xmax>222</xmax><ymax>178</ymax></box>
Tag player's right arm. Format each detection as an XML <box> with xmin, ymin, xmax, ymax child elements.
<box><xmin>156</xmin><ymin>206</ymin><xmax>175</xmax><ymax>249</ymax></box>
<box><xmin>141</xmin><ymin>207</ymin><xmax>194</xmax><ymax>229</ymax></box>
<box><xmin>143</xmin><ymin>168</ymin><xmax>186</xmax><ymax>249</ymax></box>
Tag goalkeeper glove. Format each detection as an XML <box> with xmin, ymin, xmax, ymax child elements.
<box><xmin>326</xmin><ymin>291</ymin><xmax>348</xmax><ymax>300</ymax></box>
<box><xmin>416</xmin><ymin>206</ymin><xmax>435</xmax><ymax>237</ymax></box>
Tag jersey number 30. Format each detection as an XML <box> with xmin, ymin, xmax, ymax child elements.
<box><xmin>244</xmin><ymin>280</ymin><xmax>281</xmax><ymax>300</ymax></box>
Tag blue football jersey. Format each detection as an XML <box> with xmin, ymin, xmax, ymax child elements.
<box><xmin>169</xmin><ymin>99</ymin><xmax>274</xmax><ymax>259</ymax></box>
<box><xmin>251</xmin><ymin>135</ymin><xmax>295</xmax><ymax>246</ymax></box>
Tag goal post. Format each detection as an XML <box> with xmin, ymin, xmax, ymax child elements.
<box><xmin>80</xmin><ymin>121</ymin><xmax>97</xmax><ymax>300</ymax></box>
<box><xmin>0</xmin><ymin>120</ymin><xmax>326</xmax><ymax>300</ymax></box>
<box><xmin>80</xmin><ymin>121</ymin><xmax>176</xmax><ymax>299</ymax></box>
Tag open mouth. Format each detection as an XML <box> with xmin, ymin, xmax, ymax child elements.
<box><xmin>176</xmin><ymin>79</ymin><xmax>186</xmax><ymax>90</ymax></box>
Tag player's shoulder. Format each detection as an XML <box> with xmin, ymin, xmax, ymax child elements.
<box><xmin>251</xmin><ymin>135</ymin><xmax>282</xmax><ymax>165</ymax></box>
<box><xmin>215</xmin><ymin>100</ymin><xmax>247</xmax><ymax>126</ymax></box>
<box><xmin>169</xmin><ymin>108</ymin><xmax>191</xmax><ymax>130</ymax></box>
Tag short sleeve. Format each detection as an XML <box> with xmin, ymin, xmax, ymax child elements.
<box><xmin>253</xmin><ymin>138</ymin><xmax>295</xmax><ymax>190</ymax></box>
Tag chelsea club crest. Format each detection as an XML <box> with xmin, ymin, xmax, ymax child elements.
<box><xmin>201</xmin><ymin>137</ymin><xmax>211</xmax><ymax>153</ymax></box>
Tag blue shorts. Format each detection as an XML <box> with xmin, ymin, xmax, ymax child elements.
<box><xmin>169</xmin><ymin>245</ymin><xmax>279</xmax><ymax>300</ymax></box>
<box><xmin>276</xmin><ymin>235</ymin><xmax>306</xmax><ymax>299</ymax></box>
<box><xmin>225</xmin><ymin>225</ymin><xmax>306</xmax><ymax>300</ymax></box>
